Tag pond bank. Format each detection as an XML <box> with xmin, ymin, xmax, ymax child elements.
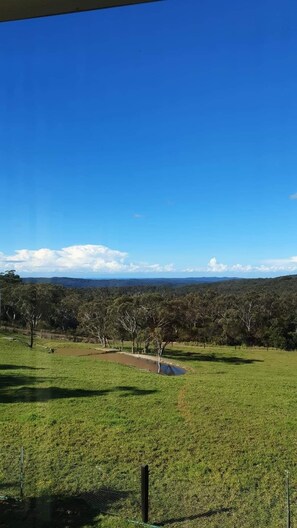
<box><xmin>55</xmin><ymin>347</ymin><xmax>187</xmax><ymax>375</ymax></box>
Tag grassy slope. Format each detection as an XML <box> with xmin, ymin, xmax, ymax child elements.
<box><xmin>1</xmin><ymin>335</ymin><xmax>297</xmax><ymax>527</ymax></box>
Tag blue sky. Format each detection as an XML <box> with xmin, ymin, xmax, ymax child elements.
<box><xmin>1</xmin><ymin>0</ymin><xmax>297</xmax><ymax>277</ymax></box>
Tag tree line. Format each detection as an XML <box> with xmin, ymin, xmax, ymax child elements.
<box><xmin>1</xmin><ymin>270</ymin><xmax>297</xmax><ymax>352</ymax></box>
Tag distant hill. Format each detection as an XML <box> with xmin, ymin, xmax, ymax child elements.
<box><xmin>196</xmin><ymin>274</ymin><xmax>297</xmax><ymax>294</ymax></box>
<box><xmin>21</xmin><ymin>274</ymin><xmax>297</xmax><ymax>293</ymax></box>
<box><xmin>22</xmin><ymin>276</ymin><xmax>238</xmax><ymax>289</ymax></box>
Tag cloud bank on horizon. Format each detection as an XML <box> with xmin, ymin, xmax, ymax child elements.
<box><xmin>185</xmin><ymin>257</ymin><xmax>297</xmax><ymax>274</ymax></box>
<box><xmin>0</xmin><ymin>245</ymin><xmax>174</xmax><ymax>274</ymax></box>
<box><xmin>1</xmin><ymin>245</ymin><xmax>297</xmax><ymax>276</ymax></box>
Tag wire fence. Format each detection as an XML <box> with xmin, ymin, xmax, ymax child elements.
<box><xmin>0</xmin><ymin>446</ymin><xmax>23</xmax><ymax>501</ymax></box>
<box><xmin>0</xmin><ymin>447</ymin><xmax>148</xmax><ymax>526</ymax></box>
<box><xmin>0</xmin><ymin>447</ymin><xmax>296</xmax><ymax>528</ymax></box>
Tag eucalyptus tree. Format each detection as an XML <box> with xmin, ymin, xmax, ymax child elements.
<box><xmin>0</xmin><ymin>270</ymin><xmax>22</xmax><ymax>325</ymax></box>
<box><xmin>108</xmin><ymin>295</ymin><xmax>148</xmax><ymax>353</ymax></box>
<box><xmin>137</xmin><ymin>294</ymin><xmax>181</xmax><ymax>372</ymax></box>
<box><xmin>17</xmin><ymin>285</ymin><xmax>48</xmax><ymax>347</ymax></box>
<box><xmin>0</xmin><ymin>270</ymin><xmax>22</xmax><ymax>285</ymax></box>
<box><xmin>78</xmin><ymin>299</ymin><xmax>109</xmax><ymax>346</ymax></box>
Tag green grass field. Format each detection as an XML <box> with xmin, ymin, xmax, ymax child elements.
<box><xmin>1</xmin><ymin>334</ymin><xmax>297</xmax><ymax>527</ymax></box>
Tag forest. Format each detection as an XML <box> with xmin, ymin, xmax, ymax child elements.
<box><xmin>1</xmin><ymin>270</ymin><xmax>297</xmax><ymax>352</ymax></box>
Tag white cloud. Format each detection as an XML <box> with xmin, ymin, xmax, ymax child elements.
<box><xmin>211</xmin><ymin>256</ymin><xmax>297</xmax><ymax>273</ymax></box>
<box><xmin>183</xmin><ymin>258</ymin><xmax>253</xmax><ymax>274</ymax></box>
<box><xmin>262</xmin><ymin>256</ymin><xmax>297</xmax><ymax>271</ymax></box>
<box><xmin>184</xmin><ymin>256</ymin><xmax>297</xmax><ymax>275</ymax></box>
<box><xmin>0</xmin><ymin>244</ymin><xmax>173</xmax><ymax>275</ymax></box>
<box><xmin>207</xmin><ymin>257</ymin><xmax>228</xmax><ymax>272</ymax></box>
<box><xmin>289</xmin><ymin>193</ymin><xmax>297</xmax><ymax>200</ymax></box>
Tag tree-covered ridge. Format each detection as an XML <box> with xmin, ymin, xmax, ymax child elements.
<box><xmin>1</xmin><ymin>270</ymin><xmax>297</xmax><ymax>351</ymax></box>
<box><xmin>22</xmin><ymin>276</ymin><xmax>237</xmax><ymax>288</ymax></box>
<box><xmin>20</xmin><ymin>273</ymin><xmax>297</xmax><ymax>294</ymax></box>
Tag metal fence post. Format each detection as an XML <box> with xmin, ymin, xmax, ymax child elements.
<box><xmin>286</xmin><ymin>471</ymin><xmax>291</xmax><ymax>528</ymax></box>
<box><xmin>141</xmin><ymin>465</ymin><xmax>149</xmax><ymax>524</ymax></box>
<box><xmin>19</xmin><ymin>447</ymin><xmax>24</xmax><ymax>501</ymax></box>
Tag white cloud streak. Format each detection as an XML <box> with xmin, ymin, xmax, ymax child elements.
<box><xmin>289</xmin><ymin>193</ymin><xmax>297</xmax><ymax>200</ymax></box>
<box><xmin>0</xmin><ymin>245</ymin><xmax>174</xmax><ymax>274</ymax></box>
<box><xmin>184</xmin><ymin>256</ymin><xmax>297</xmax><ymax>274</ymax></box>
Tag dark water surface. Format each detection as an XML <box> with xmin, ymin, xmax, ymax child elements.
<box><xmin>160</xmin><ymin>363</ymin><xmax>186</xmax><ymax>376</ymax></box>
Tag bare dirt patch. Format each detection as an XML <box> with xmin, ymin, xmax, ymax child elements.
<box><xmin>97</xmin><ymin>352</ymin><xmax>161</xmax><ymax>373</ymax></box>
<box><xmin>54</xmin><ymin>347</ymin><xmax>115</xmax><ymax>357</ymax></box>
<box><xmin>56</xmin><ymin>347</ymin><xmax>160</xmax><ymax>372</ymax></box>
<box><xmin>55</xmin><ymin>347</ymin><xmax>186</xmax><ymax>375</ymax></box>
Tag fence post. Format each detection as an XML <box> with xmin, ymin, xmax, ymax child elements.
<box><xmin>286</xmin><ymin>471</ymin><xmax>291</xmax><ymax>528</ymax></box>
<box><xmin>141</xmin><ymin>465</ymin><xmax>149</xmax><ymax>524</ymax></box>
<box><xmin>19</xmin><ymin>447</ymin><xmax>24</xmax><ymax>501</ymax></box>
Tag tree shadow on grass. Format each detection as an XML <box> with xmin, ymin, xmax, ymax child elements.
<box><xmin>116</xmin><ymin>385</ymin><xmax>158</xmax><ymax>397</ymax></box>
<box><xmin>164</xmin><ymin>350</ymin><xmax>263</xmax><ymax>365</ymax></box>
<box><xmin>0</xmin><ymin>374</ymin><xmax>50</xmax><ymax>391</ymax></box>
<box><xmin>0</xmin><ymin>374</ymin><xmax>158</xmax><ymax>404</ymax></box>
<box><xmin>0</xmin><ymin>386</ymin><xmax>112</xmax><ymax>404</ymax></box>
<box><xmin>0</xmin><ymin>488</ymin><xmax>131</xmax><ymax>528</ymax></box>
<box><xmin>0</xmin><ymin>364</ymin><xmax>45</xmax><ymax>371</ymax></box>
<box><xmin>158</xmin><ymin>506</ymin><xmax>233</xmax><ymax>526</ymax></box>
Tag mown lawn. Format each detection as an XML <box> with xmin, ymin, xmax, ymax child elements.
<box><xmin>1</xmin><ymin>334</ymin><xmax>297</xmax><ymax>527</ymax></box>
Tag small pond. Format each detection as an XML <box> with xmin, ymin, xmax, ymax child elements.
<box><xmin>160</xmin><ymin>363</ymin><xmax>186</xmax><ymax>376</ymax></box>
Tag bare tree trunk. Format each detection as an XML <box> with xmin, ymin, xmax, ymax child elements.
<box><xmin>157</xmin><ymin>351</ymin><xmax>161</xmax><ymax>374</ymax></box>
<box><xmin>29</xmin><ymin>322</ymin><xmax>34</xmax><ymax>348</ymax></box>
<box><xmin>157</xmin><ymin>343</ymin><xmax>165</xmax><ymax>374</ymax></box>
<box><xmin>143</xmin><ymin>339</ymin><xmax>150</xmax><ymax>354</ymax></box>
